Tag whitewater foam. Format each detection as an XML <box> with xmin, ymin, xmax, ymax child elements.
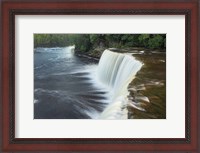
<box><xmin>96</xmin><ymin>49</ymin><xmax>143</xmax><ymax>119</ymax></box>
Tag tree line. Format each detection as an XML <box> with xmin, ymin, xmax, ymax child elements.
<box><xmin>34</xmin><ymin>34</ymin><xmax>166</xmax><ymax>52</ymax></box>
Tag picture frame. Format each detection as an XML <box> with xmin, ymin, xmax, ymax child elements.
<box><xmin>1</xmin><ymin>0</ymin><xmax>199</xmax><ymax>152</ymax></box>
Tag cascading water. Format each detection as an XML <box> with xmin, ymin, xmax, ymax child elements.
<box><xmin>64</xmin><ymin>45</ymin><xmax>75</xmax><ymax>57</ymax></box>
<box><xmin>34</xmin><ymin>46</ymin><xmax>143</xmax><ymax>119</ymax></box>
<box><xmin>97</xmin><ymin>50</ymin><xmax>143</xmax><ymax>119</ymax></box>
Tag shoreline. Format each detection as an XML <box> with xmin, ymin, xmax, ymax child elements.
<box><xmin>75</xmin><ymin>46</ymin><xmax>165</xmax><ymax>59</ymax></box>
<box><xmin>75</xmin><ymin>52</ymin><xmax>99</xmax><ymax>62</ymax></box>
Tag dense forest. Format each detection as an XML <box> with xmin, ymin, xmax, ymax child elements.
<box><xmin>34</xmin><ymin>34</ymin><xmax>166</xmax><ymax>52</ymax></box>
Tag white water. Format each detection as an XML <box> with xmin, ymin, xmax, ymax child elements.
<box><xmin>65</xmin><ymin>45</ymin><xmax>75</xmax><ymax>58</ymax></box>
<box><xmin>97</xmin><ymin>50</ymin><xmax>143</xmax><ymax>119</ymax></box>
<box><xmin>34</xmin><ymin>46</ymin><xmax>143</xmax><ymax>119</ymax></box>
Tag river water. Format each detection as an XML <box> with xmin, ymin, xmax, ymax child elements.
<box><xmin>34</xmin><ymin>47</ymin><xmax>109</xmax><ymax>119</ymax></box>
<box><xmin>34</xmin><ymin>46</ymin><xmax>145</xmax><ymax>119</ymax></box>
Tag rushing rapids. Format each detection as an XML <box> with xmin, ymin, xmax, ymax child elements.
<box><xmin>34</xmin><ymin>47</ymin><xmax>143</xmax><ymax>119</ymax></box>
<box><xmin>97</xmin><ymin>50</ymin><xmax>143</xmax><ymax>119</ymax></box>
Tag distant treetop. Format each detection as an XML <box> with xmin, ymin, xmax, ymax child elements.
<box><xmin>34</xmin><ymin>34</ymin><xmax>166</xmax><ymax>51</ymax></box>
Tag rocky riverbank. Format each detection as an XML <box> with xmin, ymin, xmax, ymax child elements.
<box><xmin>127</xmin><ymin>52</ymin><xmax>166</xmax><ymax>119</ymax></box>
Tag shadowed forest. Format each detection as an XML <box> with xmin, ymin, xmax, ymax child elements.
<box><xmin>34</xmin><ymin>34</ymin><xmax>166</xmax><ymax>51</ymax></box>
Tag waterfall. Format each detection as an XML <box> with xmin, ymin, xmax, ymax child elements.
<box><xmin>70</xmin><ymin>45</ymin><xmax>75</xmax><ymax>51</ymax></box>
<box><xmin>97</xmin><ymin>50</ymin><xmax>143</xmax><ymax>119</ymax></box>
<box><xmin>64</xmin><ymin>45</ymin><xmax>75</xmax><ymax>58</ymax></box>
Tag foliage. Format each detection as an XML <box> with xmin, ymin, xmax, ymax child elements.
<box><xmin>34</xmin><ymin>34</ymin><xmax>69</xmax><ymax>47</ymax></box>
<box><xmin>148</xmin><ymin>35</ymin><xmax>164</xmax><ymax>49</ymax></box>
<box><xmin>34</xmin><ymin>34</ymin><xmax>166</xmax><ymax>51</ymax></box>
<box><xmin>67</xmin><ymin>34</ymin><xmax>91</xmax><ymax>52</ymax></box>
<box><xmin>138</xmin><ymin>34</ymin><xmax>150</xmax><ymax>47</ymax></box>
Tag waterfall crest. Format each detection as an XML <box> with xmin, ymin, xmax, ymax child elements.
<box><xmin>97</xmin><ymin>50</ymin><xmax>143</xmax><ymax>119</ymax></box>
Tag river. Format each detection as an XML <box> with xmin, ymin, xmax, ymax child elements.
<box><xmin>34</xmin><ymin>46</ymin><xmax>164</xmax><ymax>119</ymax></box>
<box><xmin>34</xmin><ymin>47</ymin><xmax>109</xmax><ymax>119</ymax></box>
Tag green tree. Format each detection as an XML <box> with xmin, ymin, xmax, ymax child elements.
<box><xmin>138</xmin><ymin>34</ymin><xmax>150</xmax><ymax>48</ymax></box>
<box><xmin>148</xmin><ymin>34</ymin><xmax>164</xmax><ymax>49</ymax></box>
<box><xmin>34</xmin><ymin>34</ymin><xmax>166</xmax><ymax>51</ymax></box>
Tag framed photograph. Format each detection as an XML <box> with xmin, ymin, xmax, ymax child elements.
<box><xmin>1</xmin><ymin>0</ymin><xmax>199</xmax><ymax>152</ymax></box>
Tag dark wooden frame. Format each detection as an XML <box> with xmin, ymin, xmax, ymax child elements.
<box><xmin>0</xmin><ymin>0</ymin><xmax>199</xmax><ymax>152</ymax></box>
